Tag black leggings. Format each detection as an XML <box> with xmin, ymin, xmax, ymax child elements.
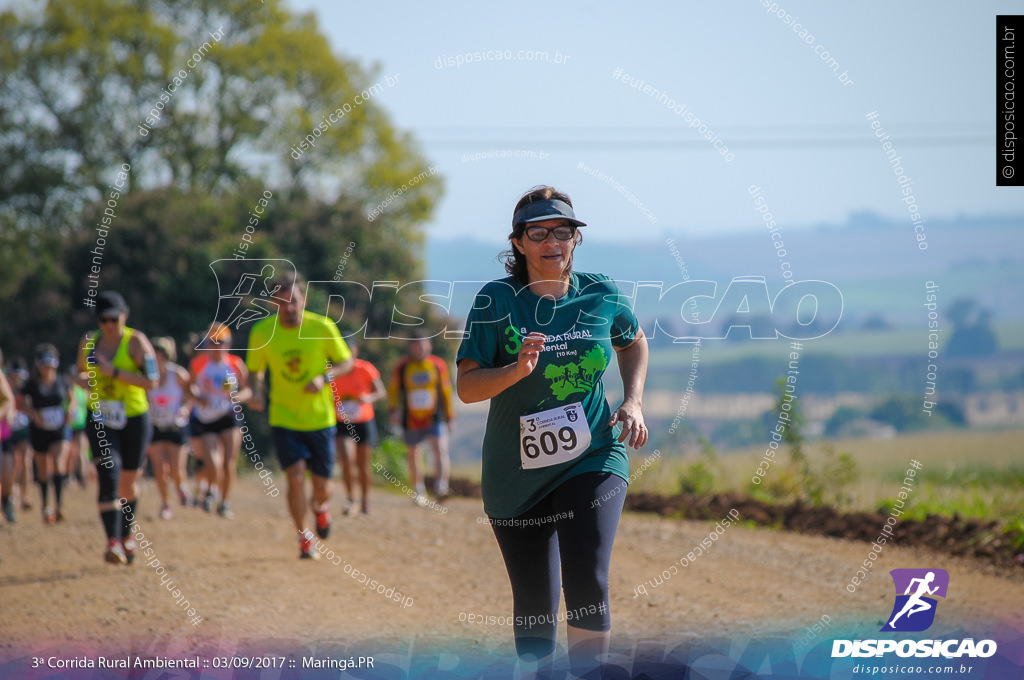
<box><xmin>489</xmin><ymin>471</ymin><xmax>628</xmax><ymax>660</ymax></box>
<box><xmin>86</xmin><ymin>412</ymin><xmax>150</xmax><ymax>504</ymax></box>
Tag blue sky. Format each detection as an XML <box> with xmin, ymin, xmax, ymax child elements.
<box><xmin>290</xmin><ymin>0</ymin><xmax>1017</xmax><ymax>243</ymax></box>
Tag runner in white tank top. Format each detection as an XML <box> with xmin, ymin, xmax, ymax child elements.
<box><xmin>146</xmin><ymin>338</ymin><xmax>192</xmax><ymax>519</ymax></box>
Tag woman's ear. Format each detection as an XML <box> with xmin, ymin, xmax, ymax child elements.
<box><xmin>512</xmin><ymin>237</ymin><xmax>525</xmax><ymax>255</ymax></box>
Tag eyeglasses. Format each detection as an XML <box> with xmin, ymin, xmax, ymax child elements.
<box><xmin>523</xmin><ymin>225</ymin><xmax>577</xmax><ymax>242</ymax></box>
<box><xmin>98</xmin><ymin>316</ymin><xmax>119</xmax><ymax>325</ymax></box>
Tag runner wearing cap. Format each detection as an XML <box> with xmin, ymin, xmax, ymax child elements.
<box><xmin>246</xmin><ymin>272</ymin><xmax>353</xmax><ymax>558</ymax></box>
<box><xmin>146</xmin><ymin>337</ymin><xmax>192</xmax><ymax>520</ymax></box>
<box><xmin>189</xmin><ymin>324</ymin><xmax>250</xmax><ymax>518</ymax></box>
<box><xmin>21</xmin><ymin>344</ymin><xmax>74</xmax><ymax>523</ymax></box>
<box><xmin>388</xmin><ymin>335</ymin><xmax>455</xmax><ymax>504</ymax></box>
<box><xmin>456</xmin><ymin>186</ymin><xmax>649</xmax><ymax>676</ymax></box>
<box><xmin>329</xmin><ymin>342</ymin><xmax>386</xmax><ymax>515</ymax></box>
<box><xmin>77</xmin><ymin>291</ymin><xmax>159</xmax><ymax>564</ymax></box>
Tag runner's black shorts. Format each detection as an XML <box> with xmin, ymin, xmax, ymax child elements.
<box><xmin>29</xmin><ymin>425</ymin><xmax>71</xmax><ymax>453</ymax></box>
<box><xmin>336</xmin><ymin>419</ymin><xmax>378</xmax><ymax>447</ymax></box>
<box><xmin>194</xmin><ymin>412</ymin><xmax>237</xmax><ymax>436</ymax></box>
<box><xmin>85</xmin><ymin>411</ymin><xmax>151</xmax><ymax>472</ymax></box>
<box><xmin>150</xmin><ymin>423</ymin><xmax>188</xmax><ymax>447</ymax></box>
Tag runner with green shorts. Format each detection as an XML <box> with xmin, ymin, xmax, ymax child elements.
<box><xmin>69</xmin><ymin>377</ymin><xmax>91</xmax><ymax>488</ymax></box>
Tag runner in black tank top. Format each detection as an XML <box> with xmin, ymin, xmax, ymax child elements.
<box><xmin>21</xmin><ymin>344</ymin><xmax>74</xmax><ymax>523</ymax></box>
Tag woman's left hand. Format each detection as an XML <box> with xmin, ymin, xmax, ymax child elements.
<box><xmin>609</xmin><ymin>399</ymin><xmax>647</xmax><ymax>449</ymax></box>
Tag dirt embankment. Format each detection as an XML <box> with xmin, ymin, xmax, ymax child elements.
<box><xmin>443</xmin><ymin>477</ymin><xmax>1024</xmax><ymax>571</ymax></box>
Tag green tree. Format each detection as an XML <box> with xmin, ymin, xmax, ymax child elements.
<box><xmin>0</xmin><ymin>0</ymin><xmax>442</xmax><ymax>366</ymax></box>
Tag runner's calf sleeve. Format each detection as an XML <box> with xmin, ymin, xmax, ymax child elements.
<box><xmin>94</xmin><ymin>450</ymin><xmax>121</xmax><ymax>504</ymax></box>
<box><xmin>37</xmin><ymin>480</ymin><xmax>50</xmax><ymax>508</ymax></box>
<box><xmin>121</xmin><ymin>498</ymin><xmax>137</xmax><ymax>537</ymax></box>
<box><xmin>100</xmin><ymin>508</ymin><xmax>121</xmax><ymax>541</ymax></box>
<box><xmin>53</xmin><ymin>474</ymin><xmax>66</xmax><ymax>508</ymax></box>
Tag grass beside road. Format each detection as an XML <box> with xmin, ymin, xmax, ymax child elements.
<box><xmin>453</xmin><ymin>429</ymin><xmax>1024</xmax><ymax>532</ymax></box>
<box><xmin>627</xmin><ymin>429</ymin><xmax>1024</xmax><ymax>525</ymax></box>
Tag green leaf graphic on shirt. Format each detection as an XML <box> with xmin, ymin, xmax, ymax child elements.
<box><xmin>544</xmin><ymin>345</ymin><xmax>608</xmax><ymax>400</ymax></box>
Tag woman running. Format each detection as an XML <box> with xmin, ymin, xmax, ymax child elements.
<box><xmin>146</xmin><ymin>337</ymin><xmax>192</xmax><ymax>519</ymax></box>
<box><xmin>329</xmin><ymin>342</ymin><xmax>386</xmax><ymax>515</ymax></box>
<box><xmin>456</xmin><ymin>187</ymin><xmax>648</xmax><ymax>677</ymax></box>
<box><xmin>189</xmin><ymin>324</ymin><xmax>250</xmax><ymax>518</ymax></box>
<box><xmin>21</xmin><ymin>344</ymin><xmax>74</xmax><ymax>523</ymax></box>
<box><xmin>77</xmin><ymin>291</ymin><xmax>159</xmax><ymax>564</ymax></box>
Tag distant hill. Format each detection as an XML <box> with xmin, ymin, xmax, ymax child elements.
<box><xmin>426</xmin><ymin>212</ymin><xmax>1024</xmax><ymax>324</ymax></box>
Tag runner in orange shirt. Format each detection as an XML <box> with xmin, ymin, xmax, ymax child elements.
<box><xmin>329</xmin><ymin>343</ymin><xmax>386</xmax><ymax>515</ymax></box>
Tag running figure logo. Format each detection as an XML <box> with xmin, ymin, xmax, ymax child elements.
<box><xmin>881</xmin><ymin>568</ymin><xmax>949</xmax><ymax>632</ymax></box>
<box><xmin>204</xmin><ymin>259</ymin><xmax>296</xmax><ymax>350</ymax></box>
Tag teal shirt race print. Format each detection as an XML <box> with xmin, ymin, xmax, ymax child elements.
<box><xmin>543</xmin><ymin>345</ymin><xmax>607</xmax><ymax>402</ymax></box>
<box><xmin>456</xmin><ymin>272</ymin><xmax>640</xmax><ymax>518</ymax></box>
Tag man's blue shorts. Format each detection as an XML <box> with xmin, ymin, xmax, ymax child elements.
<box><xmin>271</xmin><ymin>426</ymin><xmax>336</xmax><ymax>478</ymax></box>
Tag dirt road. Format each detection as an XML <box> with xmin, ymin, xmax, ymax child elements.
<box><xmin>1</xmin><ymin>474</ymin><xmax>1021</xmax><ymax>662</ymax></box>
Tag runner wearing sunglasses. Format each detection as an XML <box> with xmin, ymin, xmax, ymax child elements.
<box><xmin>76</xmin><ymin>291</ymin><xmax>159</xmax><ymax>564</ymax></box>
<box><xmin>456</xmin><ymin>186</ymin><xmax>649</xmax><ymax>677</ymax></box>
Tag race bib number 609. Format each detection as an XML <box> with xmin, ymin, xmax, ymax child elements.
<box><xmin>520</xmin><ymin>402</ymin><xmax>591</xmax><ymax>470</ymax></box>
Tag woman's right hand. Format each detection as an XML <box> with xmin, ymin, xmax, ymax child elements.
<box><xmin>515</xmin><ymin>332</ymin><xmax>547</xmax><ymax>379</ymax></box>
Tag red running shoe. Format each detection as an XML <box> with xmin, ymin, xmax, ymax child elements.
<box><xmin>314</xmin><ymin>503</ymin><xmax>331</xmax><ymax>539</ymax></box>
<box><xmin>299</xmin><ymin>533</ymin><xmax>319</xmax><ymax>560</ymax></box>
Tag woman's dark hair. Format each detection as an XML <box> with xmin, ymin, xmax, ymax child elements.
<box><xmin>500</xmin><ymin>185</ymin><xmax>583</xmax><ymax>286</ymax></box>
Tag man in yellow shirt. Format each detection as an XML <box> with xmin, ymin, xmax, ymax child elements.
<box><xmin>247</xmin><ymin>273</ymin><xmax>353</xmax><ymax>559</ymax></box>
